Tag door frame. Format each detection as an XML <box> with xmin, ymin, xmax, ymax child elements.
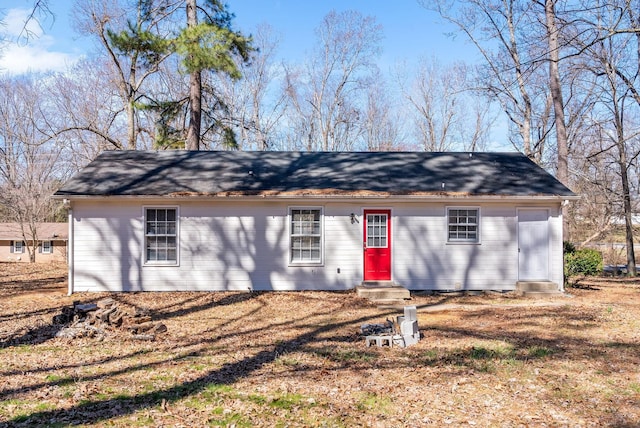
<box><xmin>362</xmin><ymin>208</ymin><xmax>392</xmax><ymax>281</ymax></box>
<box><xmin>517</xmin><ymin>207</ymin><xmax>551</xmax><ymax>281</ymax></box>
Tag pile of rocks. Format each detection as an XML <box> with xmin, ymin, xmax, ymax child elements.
<box><xmin>53</xmin><ymin>298</ymin><xmax>167</xmax><ymax>341</ymax></box>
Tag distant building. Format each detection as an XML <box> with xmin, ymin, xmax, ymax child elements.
<box><xmin>0</xmin><ymin>223</ymin><xmax>68</xmax><ymax>263</ymax></box>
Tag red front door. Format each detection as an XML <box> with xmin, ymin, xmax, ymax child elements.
<box><xmin>363</xmin><ymin>209</ymin><xmax>391</xmax><ymax>281</ymax></box>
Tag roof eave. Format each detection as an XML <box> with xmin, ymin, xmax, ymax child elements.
<box><xmin>54</xmin><ymin>193</ymin><xmax>579</xmax><ymax>203</ymax></box>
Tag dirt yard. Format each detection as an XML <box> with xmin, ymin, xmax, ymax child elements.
<box><xmin>1</xmin><ymin>262</ymin><xmax>639</xmax><ymax>427</ymax></box>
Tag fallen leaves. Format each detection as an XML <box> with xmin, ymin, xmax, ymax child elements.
<box><xmin>1</xmin><ymin>263</ymin><xmax>639</xmax><ymax>426</ymax></box>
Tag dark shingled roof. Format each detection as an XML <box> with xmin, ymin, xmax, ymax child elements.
<box><xmin>54</xmin><ymin>150</ymin><xmax>575</xmax><ymax>198</ymax></box>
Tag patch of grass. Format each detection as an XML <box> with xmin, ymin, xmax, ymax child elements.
<box><xmin>34</xmin><ymin>402</ymin><xmax>56</xmax><ymax>412</ymax></box>
<box><xmin>93</xmin><ymin>392</ymin><xmax>110</xmax><ymax>401</ymax></box>
<box><xmin>443</xmin><ymin>344</ymin><xmax>518</xmax><ymax>373</ymax></box>
<box><xmin>12</xmin><ymin>415</ymin><xmax>30</xmax><ymax>423</ymax></box>
<box><xmin>275</xmin><ymin>355</ymin><xmax>300</xmax><ymax>367</ymax></box>
<box><xmin>13</xmin><ymin>344</ymin><xmax>33</xmax><ymax>353</ymax></box>
<box><xmin>139</xmin><ymin>373</ymin><xmax>176</xmax><ymax>393</ymax></box>
<box><xmin>189</xmin><ymin>363</ymin><xmax>207</xmax><ymax>371</ymax></box>
<box><xmin>207</xmin><ymin>411</ymin><xmax>251</xmax><ymax>427</ymax></box>
<box><xmin>128</xmin><ymin>415</ymin><xmax>155</xmax><ymax>426</ymax></box>
<box><xmin>419</xmin><ymin>349</ymin><xmax>439</xmax><ymax>365</ymax></box>
<box><xmin>0</xmin><ymin>398</ymin><xmax>30</xmax><ymax>419</ymax></box>
<box><xmin>470</xmin><ymin>346</ymin><xmax>496</xmax><ymax>359</ymax></box>
<box><xmin>269</xmin><ymin>393</ymin><xmax>308</xmax><ymax>410</ymax></box>
<box><xmin>470</xmin><ymin>344</ymin><xmax>514</xmax><ymax>360</ymax></box>
<box><xmin>61</xmin><ymin>387</ymin><xmax>74</xmax><ymax>399</ymax></box>
<box><xmin>527</xmin><ymin>346</ymin><xmax>555</xmax><ymax>358</ymax></box>
<box><xmin>203</xmin><ymin>383</ymin><xmax>235</xmax><ymax>397</ymax></box>
<box><xmin>357</xmin><ymin>392</ymin><xmax>393</xmax><ymax>414</ymax></box>
<box><xmin>113</xmin><ymin>392</ymin><xmax>132</xmax><ymax>401</ymax></box>
<box><xmin>247</xmin><ymin>392</ymin><xmax>314</xmax><ymax>412</ymax></box>
<box><xmin>186</xmin><ymin>383</ymin><xmax>237</xmax><ymax>408</ymax></box>
<box><xmin>315</xmin><ymin>347</ymin><xmax>377</xmax><ymax>363</ymax></box>
<box><xmin>247</xmin><ymin>393</ymin><xmax>267</xmax><ymax>406</ymax></box>
<box><xmin>44</xmin><ymin>374</ymin><xmax>75</xmax><ymax>386</ymax></box>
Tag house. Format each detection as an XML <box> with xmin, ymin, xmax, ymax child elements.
<box><xmin>53</xmin><ymin>150</ymin><xmax>577</xmax><ymax>294</ymax></box>
<box><xmin>0</xmin><ymin>222</ymin><xmax>68</xmax><ymax>263</ymax></box>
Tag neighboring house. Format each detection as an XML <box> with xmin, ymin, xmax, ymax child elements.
<box><xmin>0</xmin><ymin>222</ymin><xmax>68</xmax><ymax>263</ymax></box>
<box><xmin>53</xmin><ymin>150</ymin><xmax>577</xmax><ymax>294</ymax></box>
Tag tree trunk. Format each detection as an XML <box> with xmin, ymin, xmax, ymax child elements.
<box><xmin>185</xmin><ymin>0</ymin><xmax>201</xmax><ymax>151</ymax></box>
<box><xmin>126</xmin><ymin>100</ymin><xmax>136</xmax><ymax>150</ymax></box>
<box><xmin>186</xmin><ymin>69</ymin><xmax>202</xmax><ymax>150</ymax></box>
<box><xmin>545</xmin><ymin>0</ymin><xmax>570</xmax><ymax>239</ymax></box>
<box><xmin>545</xmin><ymin>0</ymin><xmax>568</xmax><ymax>186</ymax></box>
<box><xmin>617</xmin><ymin>134</ymin><xmax>636</xmax><ymax>276</ymax></box>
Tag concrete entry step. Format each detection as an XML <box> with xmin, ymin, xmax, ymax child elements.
<box><xmin>516</xmin><ymin>281</ymin><xmax>563</xmax><ymax>298</ymax></box>
<box><xmin>516</xmin><ymin>281</ymin><xmax>559</xmax><ymax>292</ymax></box>
<box><xmin>357</xmin><ymin>282</ymin><xmax>410</xmax><ymax>301</ymax></box>
<box><xmin>520</xmin><ymin>291</ymin><xmax>565</xmax><ymax>298</ymax></box>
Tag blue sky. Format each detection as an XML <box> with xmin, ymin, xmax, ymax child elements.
<box><xmin>0</xmin><ymin>0</ymin><xmax>477</xmax><ymax>74</ymax></box>
<box><xmin>0</xmin><ymin>1</ymin><xmax>510</xmax><ymax>148</ymax></box>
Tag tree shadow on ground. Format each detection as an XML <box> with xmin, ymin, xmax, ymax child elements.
<box><xmin>3</xmin><ymin>281</ymin><xmax>639</xmax><ymax>426</ymax></box>
<box><xmin>0</xmin><ymin>275</ymin><xmax>67</xmax><ymax>298</ymax></box>
<box><xmin>6</xmin><ymin>305</ymin><xmax>396</xmax><ymax>426</ymax></box>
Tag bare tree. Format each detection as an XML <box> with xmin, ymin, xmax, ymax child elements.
<box><xmin>0</xmin><ymin>74</ymin><xmax>68</xmax><ymax>262</ymax></box>
<box><xmin>72</xmin><ymin>0</ymin><xmax>174</xmax><ymax>150</ymax></box>
<box><xmin>0</xmin><ymin>0</ymin><xmax>53</xmax><ymax>44</ymax></box>
<box><xmin>397</xmin><ymin>57</ymin><xmax>493</xmax><ymax>151</ymax></box>
<box><xmin>214</xmin><ymin>24</ymin><xmax>287</xmax><ymax>151</ymax></box>
<box><xmin>542</xmin><ymin>0</ymin><xmax>569</xmax><ymax>185</ymax></box>
<box><xmin>362</xmin><ymin>70</ymin><xmax>407</xmax><ymax>151</ymax></box>
<box><xmin>427</xmin><ymin>0</ymin><xmax>551</xmax><ymax>161</ymax></box>
<box><xmin>49</xmin><ymin>57</ymin><xmax>136</xmax><ymax>163</ymax></box>
<box><xmin>571</xmin><ymin>0</ymin><xmax>640</xmax><ymax>275</ymax></box>
<box><xmin>284</xmin><ymin>10</ymin><xmax>382</xmax><ymax>151</ymax></box>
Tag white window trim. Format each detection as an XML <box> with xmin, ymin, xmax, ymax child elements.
<box><xmin>41</xmin><ymin>240</ymin><xmax>52</xmax><ymax>254</ymax></box>
<box><xmin>143</xmin><ymin>206</ymin><xmax>180</xmax><ymax>266</ymax></box>
<box><xmin>446</xmin><ymin>206</ymin><xmax>481</xmax><ymax>244</ymax></box>
<box><xmin>288</xmin><ymin>206</ymin><xmax>324</xmax><ymax>266</ymax></box>
<box><xmin>13</xmin><ymin>240</ymin><xmax>24</xmax><ymax>253</ymax></box>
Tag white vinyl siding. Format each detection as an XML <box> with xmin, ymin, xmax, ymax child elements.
<box><xmin>289</xmin><ymin>207</ymin><xmax>323</xmax><ymax>264</ymax></box>
<box><xmin>68</xmin><ymin>200</ymin><xmax>562</xmax><ymax>293</ymax></box>
<box><xmin>447</xmin><ymin>207</ymin><xmax>479</xmax><ymax>243</ymax></box>
<box><xmin>145</xmin><ymin>207</ymin><xmax>178</xmax><ymax>265</ymax></box>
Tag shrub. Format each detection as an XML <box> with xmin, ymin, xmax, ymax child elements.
<box><xmin>564</xmin><ymin>247</ymin><xmax>603</xmax><ymax>280</ymax></box>
<box><xmin>563</xmin><ymin>241</ymin><xmax>576</xmax><ymax>254</ymax></box>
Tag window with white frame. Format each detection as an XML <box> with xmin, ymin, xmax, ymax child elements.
<box><xmin>290</xmin><ymin>207</ymin><xmax>322</xmax><ymax>264</ymax></box>
<box><xmin>12</xmin><ymin>240</ymin><xmax>24</xmax><ymax>253</ymax></box>
<box><xmin>145</xmin><ymin>207</ymin><xmax>178</xmax><ymax>264</ymax></box>
<box><xmin>447</xmin><ymin>207</ymin><xmax>479</xmax><ymax>243</ymax></box>
<box><xmin>41</xmin><ymin>240</ymin><xmax>52</xmax><ymax>254</ymax></box>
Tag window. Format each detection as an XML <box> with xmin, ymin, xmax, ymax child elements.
<box><xmin>41</xmin><ymin>241</ymin><xmax>52</xmax><ymax>254</ymax></box>
<box><xmin>290</xmin><ymin>207</ymin><xmax>322</xmax><ymax>264</ymax></box>
<box><xmin>447</xmin><ymin>208</ymin><xmax>479</xmax><ymax>243</ymax></box>
<box><xmin>145</xmin><ymin>207</ymin><xmax>178</xmax><ymax>264</ymax></box>
<box><xmin>12</xmin><ymin>241</ymin><xmax>24</xmax><ymax>253</ymax></box>
<box><xmin>366</xmin><ymin>213</ymin><xmax>388</xmax><ymax>248</ymax></box>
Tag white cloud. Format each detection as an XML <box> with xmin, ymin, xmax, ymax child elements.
<box><xmin>3</xmin><ymin>7</ymin><xmax>44</xmax><ymax>38</ymax></box>
<box><xmin>0</xmin><ymin>41</ymin><xmax>78</xmax><ymax>74</ymax></box>
<box><xmin>0</xmin><ymin>8</ymin><xmax>81</xmax><ymax>75</ymax></box>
